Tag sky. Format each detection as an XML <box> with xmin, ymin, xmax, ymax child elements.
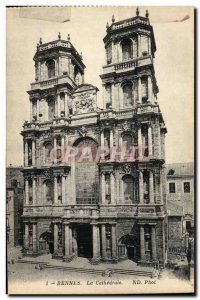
<box><xmin>6</xmin><ymin>6</ymin><xmax>194</xmax><ymax>166</ymax></box>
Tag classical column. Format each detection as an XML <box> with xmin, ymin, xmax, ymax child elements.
<box><xmin>111</xmin><ymin>224</ymin><xmax>117</xmax><ymax>259</ymax></box>
<box><xmin>138</xmin><ymin>35</ymin><xmax>141</xmax><ymax>57</ymax></box>
<box><xmin>101</xmin><ymin>173</ymin><xmax>105</xmax><ymax>204</ymax></box>
<box><xmin>54</xmin><ymin>223</ymin><xmax>58</xmax><ymax>253</ymax></box>
<box><xmin>148</xmin><ymin>76</ymin><xmax>152</xmax><ymax>102</ymax></box>
<box><xmin>24</xmin><ymin>223</ymin><xmax>29</xmax><ymax>249</ymax></box>
<box><xmin>139</xmin><ymin>170</ymin><xmax>144</xmax><ymax>203</ymax></box>
<box><xmin>32</xmin><ymin>177</ymin><xmax>36</xmax><ymax>205</ymax></box>
<box><xmin>32</xmin><ymin>223</ymin><xmax>37</xmax><ymax>253</ymax></box>
<box><xmin>100</xmin><ymin>130</ymin><xmax>104</xmax><ymax>147</ymax></box>
<box><xmin>37</xmin><ymin>99</ymin><xmax>40</xmax><ymax>120</ymax></box>
<box><xmin>138</xmin><ymin>125</ymin><xmax>142</xmax><ymax>159</ymax></box>
<box><xmin>70</xmin><ymin>158</ymin><xmax>76</xmax><ymax>204</ymax></box>
<box><xmin>120</xmin><ymin>177</ymin><xmax>124</xmax><ymax>203</ymax></box>
<box><xmin>32</xmin><ymin>140</ymin><xmax>36</xmax><ymax>166</ymax></box>
<box><xmin>110</xmin><ymin>172</ymin><xmax>115</xmax><ymax>204</ymax></box>
<box><xmin>138</xmin><ymin>77</ymin><xmax>142</xmax><ymax>104</ymax></box>
<box><xmin>25</xmin><ymin>179</ymin><xmax>29</xmax><ymax>205</ymax></box>
<box><xmin>140</xmin><ymin>225</ymin><xmax>145</xmax><ymax>261</ymax></box>
<box><xmin>110</xmin><ymin>129</ymin><xmax>114</xmax><ymax>148</ymax></box>
<box><xmin>101</xmin><ymin>225</ymin><xmax>106</xmax><ymax>258</ymax></box>
<box><xmin>62</xmin><ymin>175</ymin><xmax>66</xmax><ymax>203</ymax></box>
<box><xmin>53</xmin><ymin>137</ymin><xmax>57</xmax><ymax>164</ymax></box>
<box><xmin>61</xmin><ymin>136</ymin><xmax>65</xmax><ymax>164</ymax></box>
<box><xmin>65</xmin><ymin>175</ymin><xmax>69</xmax><ymax>204</ymax></box>
<box><xmin>149</xmin><ymin>170</ymin><xmax>154</xmax><ymax>204</ymax></box>
<box><xmin>116</xmin><ymin>173</ymin><xmax>120</xmax><ymax>203</ymax></box>
<box><xmin>30</xmin><ymin>100</ymin><xmax>33</xmax><ymax>121</ymax></box>
<box><xmin>148</xmin><ymin>123</ymin><xmax>153</xmax><ymax>156</ymax></box>
<box><xmin>151</xmin><ymin>226</ymin><xmax>157</xmax><ymax>260</ymax></box>
<box><xmin>92</xmin><ymin>224</ymin><xmax>100</xmax><ymax>260</ymax></box>
<box><xmin>54</xmin><ymin>176</ymin><xmax>58</xmax><ymax>204</ymax></box>
<box><xmin>24</xmin><ymin>141</ymin><xmax>28</xmax><ymax>167</ymax></box>
<box><xmin>64</xmin><ymin>223</ymin><xmax>70</xmax><ymax>256</ymax></box>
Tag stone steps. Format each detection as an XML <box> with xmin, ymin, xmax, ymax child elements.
<box><xmin>16</xmin><ymin>259</ymin><xmax>157</xmax><ymax>278</ymax></box>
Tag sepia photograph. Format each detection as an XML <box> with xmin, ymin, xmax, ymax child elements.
<box><xmin>6</xmin><ymin>6</ymin><xmax>195</xmax><ymax>295</ymax></box>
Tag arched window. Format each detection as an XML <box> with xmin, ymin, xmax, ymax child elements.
<box><xmin>44</xmin><ymin>142</ymin><xmax>53</xmax><ymax>164</ymax></box>
<box><xmin>47</xmin><ymin>96</ymin><xmax>55</xmax><ymax>120</ymax></box>
<box><xmin>46</xmin><ymin>59</ymin><xmax>55</xmax><ymax>78</ymax></box>
<box><xmin>123</xmin><ymin>175</ymin><xmax>134</xmax><ymax>202</ymax></box>
<box><xmin>141</xmin><ymin>76</ymin><xmax>148</xmax><ymax>103</ymax></box>
<box><xmin>106</xmin><ymin>43</ymin><xmax>112</xmax><ymax>64</ymax></box>
<box><xmin>105</xmin><ymin>83</ymin><xmax>112</xmax><ymax>108</ymax></box>
<box><xmin>121</xmin><ymin>39</ymin><xmax>132</xmax><ymax>61</ymax></box>
<box><xmin>60</xmin><ymin>92</ymin><xmax>65</xmax><ymax>115</ymax></box>
<box><xmin>123</xmin><ymin>83</ymin><xmax>133</xmax><ymax>107</ymax></box>
<box><xmin>122</xmin><ymin>134</ymin><xmax>133</xmax><ymax>149</ymax></box>
<box><xmin>45</xmin><ymin>180</ymin><xmax>53</xmax><ymax>202</ymax></box>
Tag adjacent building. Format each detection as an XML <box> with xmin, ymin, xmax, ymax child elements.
<box><xmin>21</xmin><ymin>9</ymin><xmax>167</xmax><ymax>265</ymax></box>
<box><xmin>6</xmin><ymin>166</ymin><xmax>24</xmax><ymax>246</ymax></box>
<box><xmin>166</xmin><ymin>163</ymin><xmax>194</xmax><ymax>247</ymax></box>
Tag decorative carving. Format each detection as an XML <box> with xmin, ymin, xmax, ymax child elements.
<box><xmin>78</xmin><ymin>126</ymin><xmax>87</xmax><ymax>137</ymax></box>
<box><xmin>73</xmin><ymin>90</ymin><xmax>97</xmax><ymax>114</ymax></box>
<box><xmin>122</xmin><ymin>121</ymin><xmax>131</xmax><ymax>132</ymax></box>
<box><xmin>123</xmin><ymin>163</ymin><xmax>131</xmax><ymax>174</ymax></box>
<box><xmin>43</xmin><ymin>169</ymin><xmax>52</xmax><ymax>179</ymax></box>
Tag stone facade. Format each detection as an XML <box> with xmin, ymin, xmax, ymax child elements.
<box><xmin>21</xmin><ymin>10</ymin><xmax>167</xmax><ymax>265</ymax></box>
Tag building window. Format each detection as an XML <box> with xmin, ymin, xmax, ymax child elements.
<box><xmin>184</xmin><ymin>182</ymin><xmax>190</xmax><ymax>193</ymax></box>
<box><xmin>105</xmin><ymin>173</ymin><xmax>111</xmax><ymax>204</ymax></box>
<box><xmin>122</xmin><ymin>134</ymin><xmax>133</xmax><ymax>150</ymax></box>
<box><xmin>123</xmin><ymin>175</ymin><xmax>134</xmax><ymax>203</ymax></box>
<box><xmin>28</xmin><ymin>178</ymin><xmax>33</xmax><ymax>204</ymax></box>
<box><xmin>46</xmin><ymin>59</ymin><xmax>55</xmax><ymax>78</ymax></box>
<box><xmin>121</xmin><ymin>38</ymin><xmax>132</xmax><ymax>61</ymax></box>
<box><xmin>47</xmin><ymin>96</ymin><xmax>55</xmax><ymax>120</ymax></box>
<box><xmin>44</xmin><ymin>142</ymin><xmax>53</xmax><ymax>164</ymax></box>
<box><xmin>106</xmin><ymin>43</ymin><xmax>112</xmax><ymax>64</ymax></box>
<box><xmin>105</xmin><ymin>83</ymin><xmax>112</xmax><ymax>108</ymax></box>
<box><xmin>45</xmin><ymin>180</ymin><xmax>53</xmax><ymax>202</ymax></box>
<box><xmin>141</xmin><ymin>76</ymin><xmax>148</xmax><ymax>103</ymax></box>
<box><xmin>123</xmin><ymin>83</ymin><xmax>133</xmax><ymax>108</ymax></box>
<box><xmin>169</xmin><ymin>182</ymin><xmax>176</xmax><ymax>193</ymax></box>
<box><xmin>28</xmin><ymin>140</ymin><xmax>32</xmax><ymax>166</ymax></box>
<box><xmin>143</xmin><ymin>170</ymin><xmax>149</xmax><ymax>203</ymax></box>
<box><xmin>57</xmin><ymin>176</ymin><xmax>62</xmax><ymax>203</ymax></box>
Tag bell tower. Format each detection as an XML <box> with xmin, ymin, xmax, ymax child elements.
<box><xmin>100</xmin><ymin>8</ymin><xmax>158</xmax><ymax>110</ymax></box>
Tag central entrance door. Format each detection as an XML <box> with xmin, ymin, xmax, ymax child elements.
<box><xmin>76</xmin><ymin>225</ymin><xmax>92</xmax><ymax>258</ymax></box>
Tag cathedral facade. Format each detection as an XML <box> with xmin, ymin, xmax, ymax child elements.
<box><xmin>21</xmin><ymin>9</ymin><xmax>167</xmax><ymax>265</ymax></box>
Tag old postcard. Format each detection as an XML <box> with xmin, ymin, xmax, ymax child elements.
<box><xmin>6</xmin><ymin>6</ymin><xmax>195</xmax><ymax>295</ymax></box>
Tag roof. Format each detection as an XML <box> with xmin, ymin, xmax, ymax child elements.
<box><xmin>166</xmin><ymin>162</ymin><xmax>194</xmax><ymax>177</ymax></box>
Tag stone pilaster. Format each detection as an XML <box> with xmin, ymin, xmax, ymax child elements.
<box><xmin>91</xmin><ymin>223</ymin><xmax>100</xmax><ymax>264</ymax></box>
<box><xmin>61</xmin><ymin>135</ymin><xmax>65</xmax><ymax>163</ymax></box>
<box><xmin>54</xmin><ymin>223</ymin><xmax>58</xmax><ymax>253</ymax></box>
<box><xmin>101</xmin><ymin>173</ymin><xmax>105</xmax><ymax>204</ymax></box>
<box><xmin>148</xmin><ymin>123</ymin><xmax>153</xmax><ymax>156</ymax></box>
<box><xmin>149</xmin><ymin>170</ymin><xmax>154</xmax><ymax>204</ymax></box>
<box><xmin>151</xmin><ymin>226</ymin><xmax>157</xmax><ymax>260</ymax></box>
<box><xmin>140</xmin><ymin>225</ymin><xmax>145</xmax><ymax>260</ymax></box>
<box><xmin>32</xmin><ymin>140</ymin><xmax>36</xmax><ymax>166</ymax></box>
<box><xmin>54</xmin><ymin>176</ymin><xmax>58</xmax><ymax>204</ymax></box>
<box><xmin>25</xmin><ymin>179</ymin><xmax>29</xmax><ymax>205</ymax></box>
<box><xmin>139</xmin><ymin>170</ymin><xmax>144</xmax><ymax>203</ymax></box>
<box><xmin>63</xmin><ymin>223</ymin><xmax>74</xmax><ymax>262</ymax></box>
<box><xmin>100</xmin><ymin>130</ymin><xmax>104</xmax><ymax>147</ymax></box>
<box><xmin>101</xmin><ymin>224</ymin><xmax>106</xmax><ymax>258</ymax></box>
<box><xmin>37</xmin><ymin>99</ymin><xmax>40</xmax><ymax>120</ymax></box>
<box><xmin>138</xmin><ymin>125</ymin><xmax>142</xmax><ymax>158</ymax></box>
<box><xmin>24</xmin><ymin>141</ymin><xmax>28</xmax><ymax>167</ymax></box>
<box><xmin>53</xmin><ymin>137</ymin><xmax>57</xmax><ymax>164</ymax></box>
<box><xmin>110</xmin><ymin>172</ymin><xmax>115</xmax><ymax>204</ymax></box>
<box><xmin>138</xmin><ymin>77</ymin><xmax>142</xmax><ymax>104</ymax></box>
<box><xmin>62</xmin><ymin>175</ymin><xmax>66</xmax><ymax>203</ymax></box>
<box><xmin>32</xmin><ymin>177</ymin><xmax>36</xmax><ymax>205</ymax></box>
<box><xmin>111</xmin><ymin>224</ymin><xmax>117</xmax><ymax>260</ymax></box>
<box><xmin>148</xmin><ymin>76</ymin><xmax>152</xmax><ymax>102</ymax></box>
<box><xmin>120</xmin><ymin>177</ymin><xmax>124</xmax><ymax>203</ymax></box>
<box><xmin>24</xmin><ymin>223</ymin><xmax>29</xmax><ymax>250</ymax></box>
<box><xmin>32</xmin><ymin>223</ymin><xmax>37</xmax><ymax>253</ymax></box>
